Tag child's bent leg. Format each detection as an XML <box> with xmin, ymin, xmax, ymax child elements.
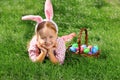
<box><xmin>61</xmin><ymin>33</ymin><xmax>76</xmax><ymax>42</ymax></box>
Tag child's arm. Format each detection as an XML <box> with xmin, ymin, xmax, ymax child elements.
<box><xmin>28</xmin><ymin>44</ymin><xmax>47</xmax><ymax>62</ymax></box>
<box><xmin>47</xmin><ymin>38</ymin><xmax>66</xmax><ymax>64</ymax></box>
<box><xmin>46</xmin><ymin>42</ymin><xmax>59</xmax><ymax>64</ymax></box>
<box><xmin>36</xmin><ymin>51</ymin><xmax>46</xmax><ymax>62</ymax></box>
<box><xmin>28</xmin><ymin>36</ymin><xmax>47</xmax><ymax>62</ymax></box>
<box><xmin>47</xmin><ymin>49</ymin><xmax>59</xmax><ymax>64</ymax></box>
<box><xmin>36</xmin><ymin>44</ymin><xmax>47</xmax><ymax>62</ymax></box>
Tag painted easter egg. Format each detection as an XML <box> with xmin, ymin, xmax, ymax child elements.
<box><xmin>80</xmin><ymin>47</ymin><xmax>84</xmax><ymax>53</ymax></box>
<box><xmin>69</xmin><ymin>47</ymin><xmax>77</xmax><ymax>52</ymax></box>
<box><xmin>72</xmin><ymin>43</ymin><xmax>78</xmax><ymax>48</ymax></box>
<box><xmin>94</xmin><ymin>45</ymin><xmax>99</xmax><ymax>51</ymax></box>
<box><xmin>81</xmin><ymin>44</ymin><xmax>87</xmax><ymax>49</ymax></box>
<box><xmin>84</xmin><ymin>48</ymin><xmax>90</xmax><ymax>54</ymax></box>
<box><xmin>76</xmin><ymin>48</ymin><xmax>79</xmax><ymax>51</ymax></box>
<box><xmin>76</xmin><ymin>47</ymin><xmax>84</xmax><ymax>53</ymax></box>
<box><xmin>91</xmin><ymin>47</ymin><xmax>97</xmax><ymax>54</ymax></box>
<box><xmin>88</xmin><ymin>52</ymin><xmax>92</xmax><ymax>54</ymax></box>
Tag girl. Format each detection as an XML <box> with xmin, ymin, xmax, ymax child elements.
<box><xmin>22</xmin><ymin>0</ymin><xmax>76</xmax><ymax>64</ymax></box>
<box><xmin>28</xmin><ymin>21</ymin><xmax>75</xmax><ymax>64</ymax></box>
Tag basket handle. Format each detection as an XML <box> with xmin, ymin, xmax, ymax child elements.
<box><xmin>78</xmin><ymin>28</ymin><xmax>88</xmax><ymax>54</ymax></box>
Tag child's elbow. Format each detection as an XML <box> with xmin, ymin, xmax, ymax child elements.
<box><xmin>30</xmin><ymin>58</ymin><xmax>37</xmax><ymax>62</ymax></box>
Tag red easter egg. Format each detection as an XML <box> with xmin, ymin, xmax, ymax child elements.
<box><xmin>80</xmin><ymin>46</ymin><xmax>84</xmax><ymax>53</ymax></box>
<box><xmin>75</xmin><ymin>47</ymin><xmax>84</xmax><ymax>53</ymax></box>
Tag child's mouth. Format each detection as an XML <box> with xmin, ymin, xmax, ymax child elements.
<box><xmin>45</xmin><ymin>43</ymin><xmax>51</xmax><ymax>47</ymax></box>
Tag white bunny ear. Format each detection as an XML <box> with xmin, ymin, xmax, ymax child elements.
<box><xmin>45</xmin><ymin>0</ymin><xmax>53</xmax><ymax>20</ymax></box>
<box><xmin>22</xmin><ymin>15</ymin><xmax>43</xmax><ymax>23</ymax></box>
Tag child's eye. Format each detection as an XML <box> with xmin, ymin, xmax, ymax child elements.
<box><xmin>41</xmin><ymin>37</ymin><xmax>45</xmax><ymax>39</ymax></box>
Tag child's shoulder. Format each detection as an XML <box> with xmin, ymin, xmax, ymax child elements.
<box><xmin>30</xmin><ymin>35</ymin><xmax>37</xmax><ymax>44</ymax></box>
<box><xmin>57</xmin><ymin>37</ymin><xmax>65</xmax><ymax>44</ymax></box>
<box><xmin>31</xmin><ymin>35</ymin><xmax>37</xmax><ymax>40</ymax></box>
<box><xmin>57</xmin><ymin>37</ymin><xmax>63</xmax><ymax>41</ymax></box>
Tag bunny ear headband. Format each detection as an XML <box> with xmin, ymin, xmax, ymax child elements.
<box><xmin>22</xmin><ymin>0</ymin><xmax>58</xmax><ymax>33</ymax></box>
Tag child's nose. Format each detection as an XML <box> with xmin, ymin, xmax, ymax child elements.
<box><xmin>45</xmin><ymin>38</ymin><xmax>50</xmax><ymax>43</ymax></box>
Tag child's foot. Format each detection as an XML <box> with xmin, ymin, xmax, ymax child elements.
<box><xmin>61</xmin><ymin>33</ymin><xmax>76</xmax><ymax>42</ymax></box>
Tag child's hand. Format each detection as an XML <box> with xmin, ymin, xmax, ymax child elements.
<box><xmin>37</xmin><ymin>42</ymin><xmax>47</xmax><ymax>54</ymax></box>
<box><xmin>47</xmin><ymin>42</ymin><xmax>57</xmax><ymax>53</ymax></box>
<box><xmin>52</xmin><ymin>42</ymin><xmax>57</xmax><ymax>50</ymax></box>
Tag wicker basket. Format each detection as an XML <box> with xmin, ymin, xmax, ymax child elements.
<box><xmin>67</xmin><ymin>28</ymin><xmax>100</xmax><ymax>57</ymax></box>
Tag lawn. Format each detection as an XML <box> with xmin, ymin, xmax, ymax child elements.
<box><xmin>0</xmin><ymin>0</ymin><xmax>120</xmax><ymax>80</ymax></box>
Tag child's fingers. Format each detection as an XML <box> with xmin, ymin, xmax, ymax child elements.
<box><xmin>53</xmin><ymin>43</ymin><xmax>57</xmax><ymax>49</ymax></box>
<box><xmin>41</xmin><ymin>44</ymin><xmax>48</xmax><ymax>49</ymax></box>
<box><xmin>50</xmin><ymin>43</ymin><xmax>57</xmax><ymax>50</ymax></box>
<box><xmin>36</xmin><ymin>43</ymin><xmax>47</xmax><ymax>52</ymax></box>
<box><xmin>40</xmin><ymin>45</ymin><xmax>47</xmax><ymax>53</ymax></box>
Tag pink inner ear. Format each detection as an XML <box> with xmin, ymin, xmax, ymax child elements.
<box><xmin>46</xmin><ymin>10</ymin><xmax>51</xmax><ymax>20</ymax></box>
<box><xmin>45</xmin><ymin>0</ymin><xmax>53</xmax><ymax>20</ymax></box>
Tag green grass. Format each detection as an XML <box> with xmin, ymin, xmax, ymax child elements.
<box><xmin>0</xmin><ymin>0</ymin><xmax>120</xmax><ymax>80</ymax></box>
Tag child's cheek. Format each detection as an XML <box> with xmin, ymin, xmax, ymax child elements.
<box><xmin>38</xmin><ymin>39</ymin><xmax>45</xmax><ymax>44</ymax></box>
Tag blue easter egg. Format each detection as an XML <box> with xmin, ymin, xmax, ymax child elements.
<box><xmin>91</xmin><ymin>47</ymin><xmax>97</xmax><ymax>54</ymax></box>
<box><xmin>81</xmin><ymin>44</ymin><xmax>87</xmax><ymax>49</ymax></box>
<box><xmin>69</xmin><ymin>47</ymin><xmax>77</xmax><ymax>52</ymax></box>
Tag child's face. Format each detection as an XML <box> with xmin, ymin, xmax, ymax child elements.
<box><xmin>37</xmin><ymin>27</ymin><xmax>57</xmax><ymax>49</ymax></box>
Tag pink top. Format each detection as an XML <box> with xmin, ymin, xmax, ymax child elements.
<box><xmin>28</xmin><ymin>36</ymin><xmax>66</xmax><ymax>64</ymax></box>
